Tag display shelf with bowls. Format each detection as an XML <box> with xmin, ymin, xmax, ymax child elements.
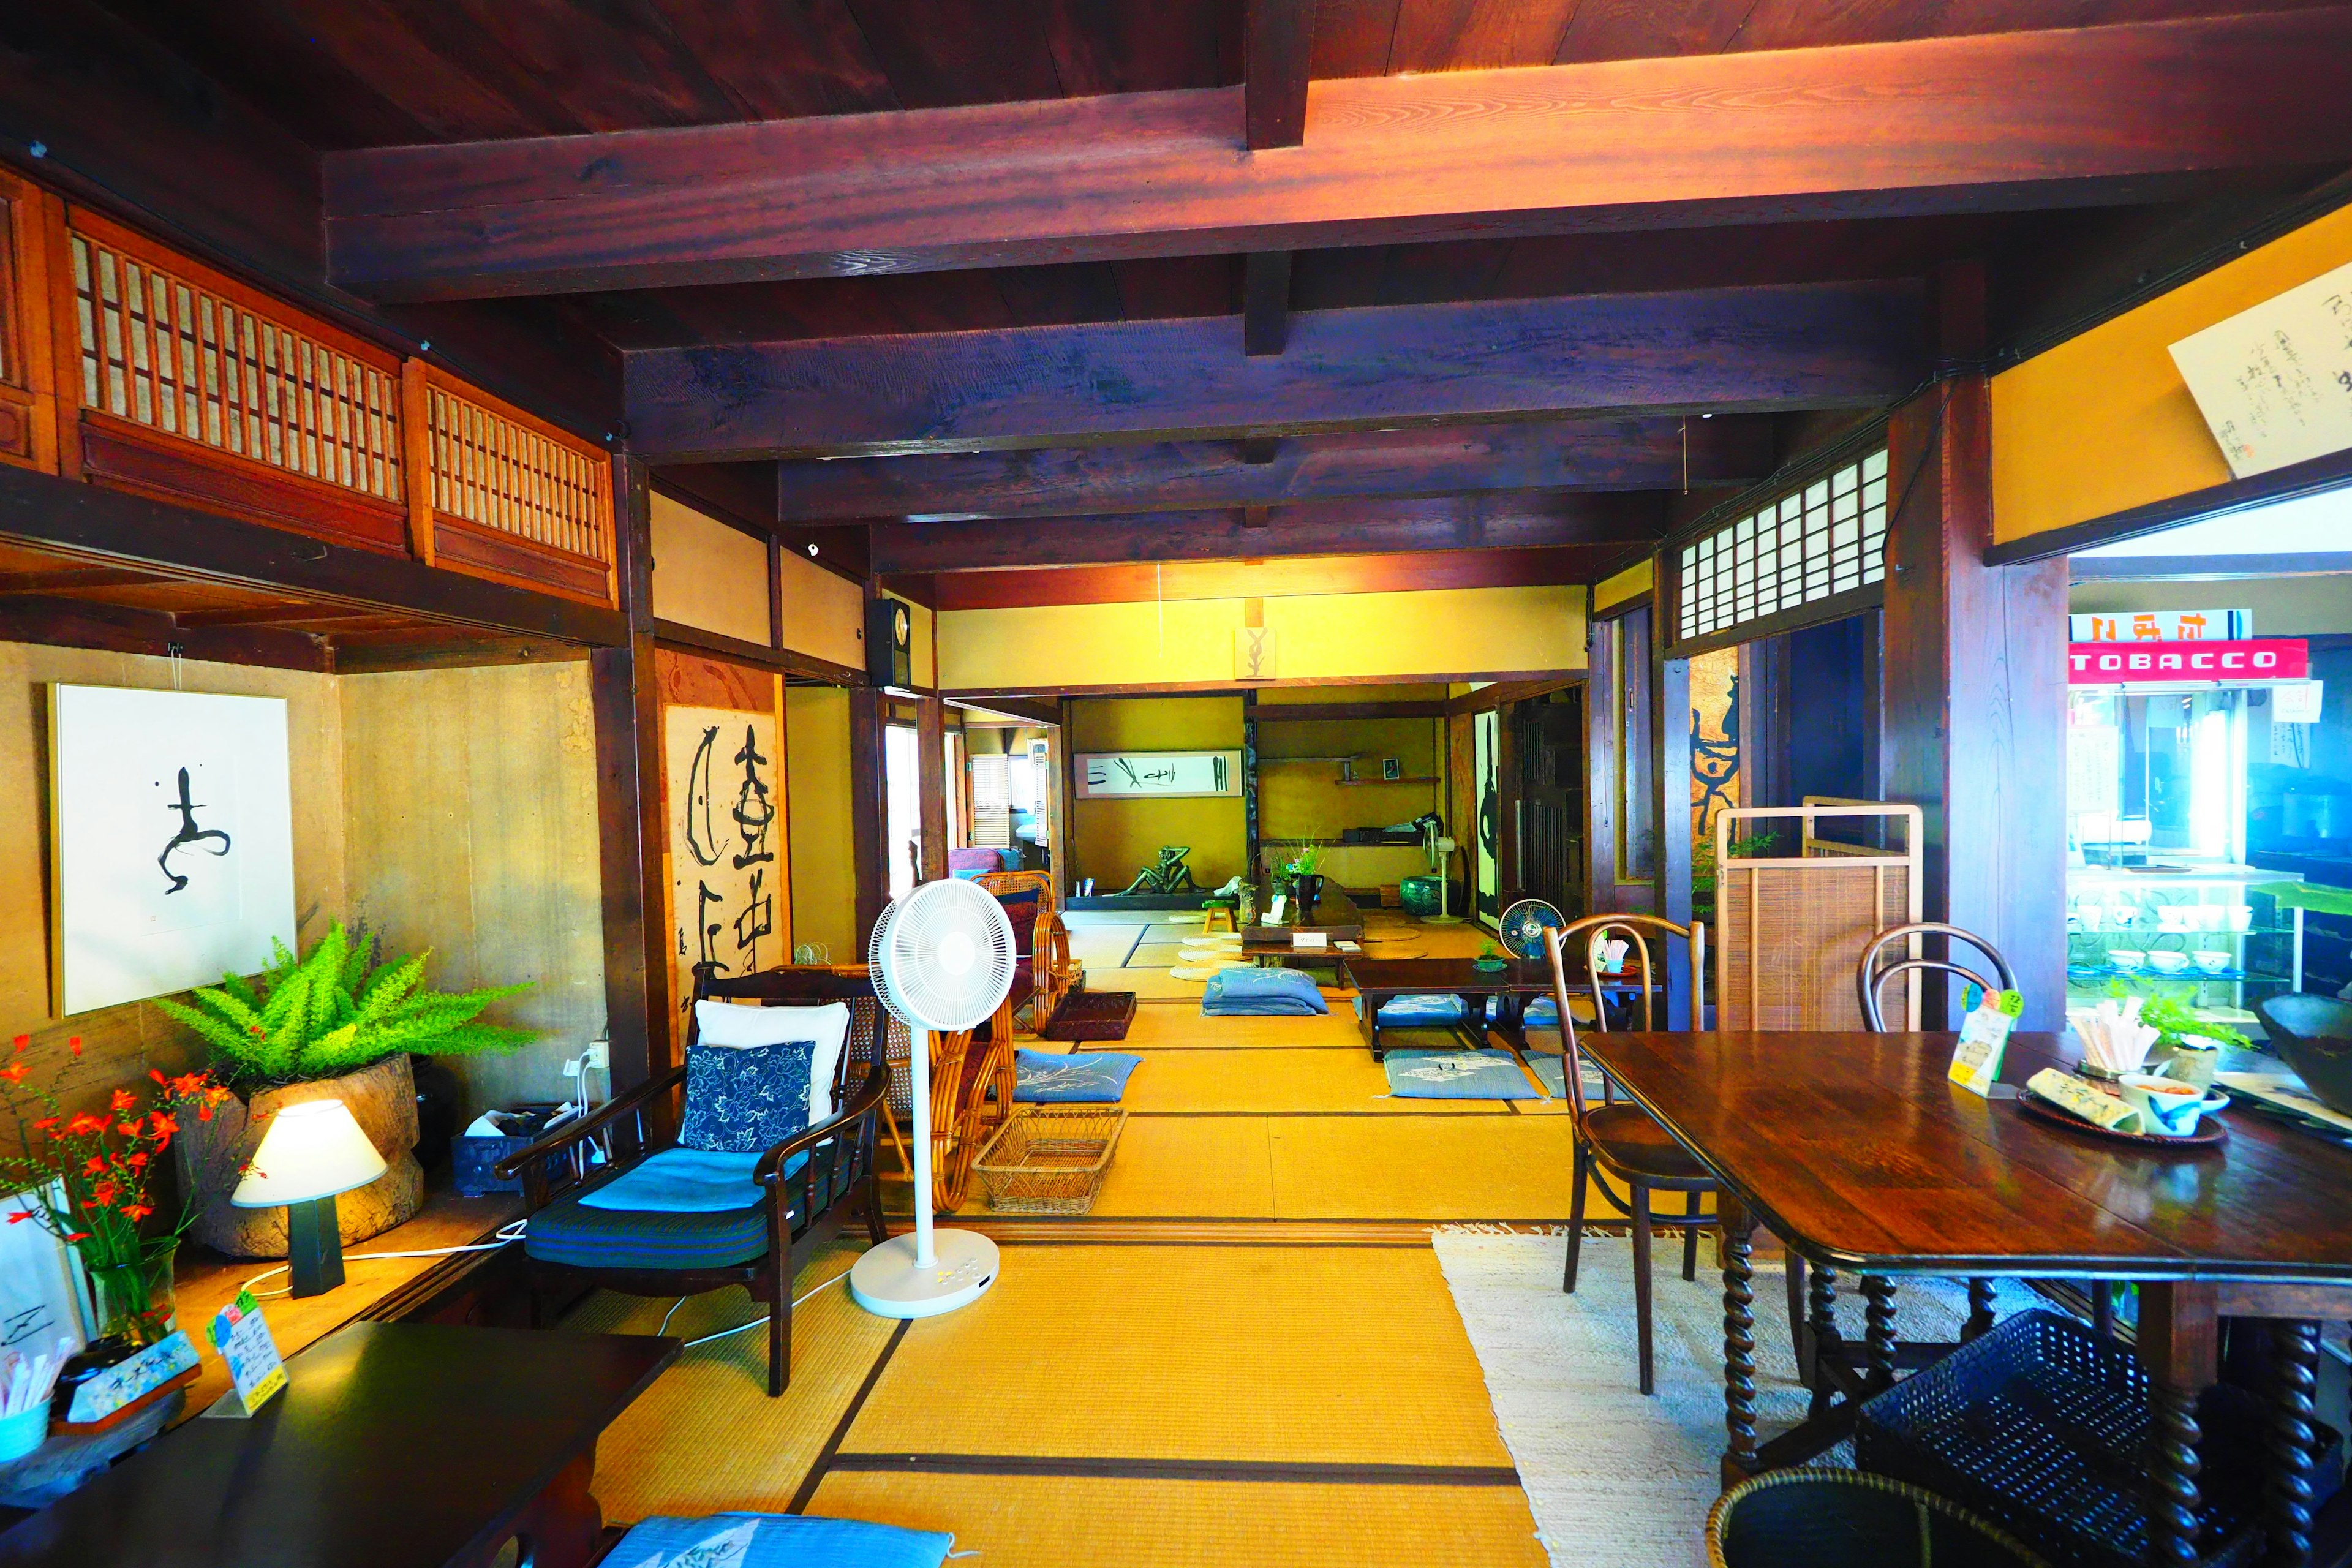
<box><xmin>2063</xmin><ymin>869</ymin><xmax>2293</xmax><ymax>1033</ymax></box>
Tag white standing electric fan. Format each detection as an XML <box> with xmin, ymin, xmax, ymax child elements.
<box><xmin>850</xmin><ymin>878</ymin><xmax>1015</xmax><ymax>1319</ymax></box>
<box><xmin>1423</xmin><ymin>818</ymin><xmax>1464</xmax><ymax>925</ymax></box>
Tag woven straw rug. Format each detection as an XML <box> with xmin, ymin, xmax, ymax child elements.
<box><xmin>1431</xmin><ymin>1229</ymin><xmax>2045</xmax><ymax>1568</ymax></box>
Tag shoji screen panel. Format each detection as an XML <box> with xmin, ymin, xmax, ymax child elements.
<box><xmin>51</xmin><ymin>207</ymin><xmax>409</xmax><ymax>552</ymax></box>
<box><xmin>405</xmin><ymin>362</ymin><xmax>616</xmax><ymax>607</ymax></box>
<box><xmin>0</xmin><ymin>171</ymin><xmax>60</xmax><ymax>474</ymax></box>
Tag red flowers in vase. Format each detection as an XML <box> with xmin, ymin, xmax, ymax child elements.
<box><xmin>1</xmin><ymin>1036</ymin><xmax>235</xmax><ymax>1341</ymax></box>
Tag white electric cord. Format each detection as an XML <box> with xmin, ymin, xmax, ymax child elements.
<box><xmin>239</xmin><ymin>1218</ymin><xmax>531</xmax><ymax>1299</ymax></box>
<box><xmin>677</xmin><ymin>1267</ymin><xmax>859</xmax><ymax>1348</ymax></box>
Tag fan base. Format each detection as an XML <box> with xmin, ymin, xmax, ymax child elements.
<box><xmin>1423</xmin><ymin>915</ymin><xmax>1466</xmax><ymax>925</ymax></box>
<box><xmin>850</xmin><ymin>1229</ymin><xmax>1000</xmax><ymax>1319</ymax></box>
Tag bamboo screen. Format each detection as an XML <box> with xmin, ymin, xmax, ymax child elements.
<box><xmin>66</xmin><ymin>225</ymin><xmax>403</xmax><ymax>504</ymax></box>
<box><xmin>418</xmin><ymin>376</ymin><xmax>611</xmax><ymax>568</ymax></box>
<box><xmin>1712</xmin><ymin>803</ymin><xmax>1923</xmax><ymax>1031</ymax></box>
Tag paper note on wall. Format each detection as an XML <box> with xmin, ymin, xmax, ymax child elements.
<box><xmin>2169</xmin><ymin>256</ymin><xmax>2352</xmax><ymax>479</ymax></box>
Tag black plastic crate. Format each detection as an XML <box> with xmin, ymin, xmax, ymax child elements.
<box><xmin>1856</xmin><ymin>1309</ymin><xmax>2338</xmax><ymax>1568</ymax></box>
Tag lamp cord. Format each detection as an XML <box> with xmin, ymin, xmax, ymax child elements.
<box><xmin>238</xmin><ymin>1218</ymin><xmax>531</xmax><ymax>1299</ymax></box>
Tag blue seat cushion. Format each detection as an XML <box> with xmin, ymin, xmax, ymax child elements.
<box><xmin>1202</xmin><ymin>965</ymin><xmax>1327</xmax><ymax>1016</ymax></box>
<box><xmin>1016</xmin><ymin>1047</ymin><xmax>1142</xmax><ymax>1102</ymax></box>
<box><xmin>1376</xmin><ymin>993</ymin><xmax>1468</xmax><ymax>1025</ymax></box>
<box><xmin>524</xmin><ymin>1143</ymin><xmax>838</xmax><ymax>1272</ymax></box>
<box><xmin>609</xmin><ymin>1513</ymin><xmax>954</xmax><ymax>1568</ymax></box>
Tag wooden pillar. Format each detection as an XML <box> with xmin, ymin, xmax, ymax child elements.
<box><xmin>590</xmin><ymin>455</ymin><xmax>668</xmax><ymax>1093</ymax></box>
<box><xmin>1882</xmin><ymin>262</ymin><xmax>2070</xmax><ymax>1030</ymax></box>
<box><xmin>848</xmin><ymin>686</ymin><xmax>888</xmax><ymax>948</ymax></box>
<box><xmin>918</xmin><ymin>691</ymin><xmax>947</xmax><ymax>883</ymax></box>
<box><xmin>1653</xmin><ymin>546</ymin><xmax>1696</xmax><ymax>1025</ymax></box>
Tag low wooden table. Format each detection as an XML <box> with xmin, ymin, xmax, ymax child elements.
<box><xmin>1241</xmin><ymin>884</ymin><xmax>1365</xmax><ymax>976</ymax></box>
<box><xmin>1577</xmin><ymin>1027</ymin><xmax>2352</xmax><ymax>1567</ymax></box>
<box><xmin>1342</xmin><ymin>954</ymin><xmax>1557</xmax><ymax>1059</ymax></box>
<box><xmin>0</xmin><ymin>1321</ymin><xmax>676</xmax><ymax>1568</ymax></box>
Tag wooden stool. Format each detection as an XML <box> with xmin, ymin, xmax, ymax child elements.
<box><xmin>1200</xmin><ymin>906</ymin><xmax>1236</xmax><ymax>935</ymax></box>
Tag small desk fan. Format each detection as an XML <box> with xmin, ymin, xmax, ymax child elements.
<box><xmin>851</xmin><ymin>878</ymin><xmax>1013</xmax><ymax>1319</ymax></box>
<box><xmin>1498</xmin><ymin>898</ymin><xmax>1566</xmax><ymax>960</ymax></box>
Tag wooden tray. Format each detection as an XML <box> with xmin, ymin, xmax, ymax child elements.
<box><xmin>2016</xmin><ymin>1088</ymin><xmax>2226</xmax><ymax>1150</ymax></box>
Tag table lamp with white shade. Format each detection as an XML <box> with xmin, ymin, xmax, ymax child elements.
<box><xmin>231</xmin><ymin>1099</ymin><xmax>387</xmax><ymax>1297</ymax></box>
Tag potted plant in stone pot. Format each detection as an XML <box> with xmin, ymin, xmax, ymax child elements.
<box><xmin>156</xmin><ymin>922</ymin><xmax>532</xmax><ymax>1259</ymax></box>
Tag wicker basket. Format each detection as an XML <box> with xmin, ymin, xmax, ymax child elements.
<box><xmin>973</xmin><ymin>1107</ymin><xmax>1126</xmax><ymax>1215</ymax></box>
<box><xmin>1706</xmin><ymin>1468</ymin><xmax>2051</xmax><ymax>1567</ymax></box>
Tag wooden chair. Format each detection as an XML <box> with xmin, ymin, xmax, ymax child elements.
<box><xmin>1548</xmin><ymin>914</ymin><xmax>1716</xmax><ymax>1395</ymax></box>
<box><xmin>496</xmin><ymin>967</ymin><xmax>891</xmax><ymax>1395</ymax></box>
<box><xmin>1855</xmin><ymin>921</ymin><xmax>2018</xmax><ymax>1346</ymax></box>
<box><xmin>976</xmin><ymin>870</ymin><xmax>1075</xmax><ymax>1035</ymax></box>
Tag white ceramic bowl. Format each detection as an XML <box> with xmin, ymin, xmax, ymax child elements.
<box><xmin>2193</xmin><ymin>905</ymin><xmax>2225</xmax><ymax>931</ymax></box>
<box><xmin>2109</xmin><ymin>950</ymin><xmax>2146</xmax><ymax>973</ymax></box>
<box><xmin>2119</xmin><ymin>1071</ymin><xmax>2208</xmax><ymax>1137</ymax></box>
<box><xmin>2157</xmin><ymin>908</ymin><xmax>2196</xmax><ymax>932</ymax></box>
<box><xmin>2192</xmin><ymin>950</ymin><xmax>2231</xmax><ymax>975</ymax></box>
<box><xmin>2147</xmin><ymin>951</ymin><xmax>2193</xmax><ymax>974</ymax></box>
<box><xmin>2226</xmin><ymin>907</ymin><xmax>2255</xmax><ymax>932</ymax></box>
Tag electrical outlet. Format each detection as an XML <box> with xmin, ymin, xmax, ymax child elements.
<box><xmin>586</xmin><ymin>1038</ymin><xmax>610</xmax><ymax>1072</ymax></box>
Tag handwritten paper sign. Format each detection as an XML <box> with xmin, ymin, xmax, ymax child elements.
<box><xmin>666</xmin><ymin>705</ymin><xmax>785</xmax><ymax>1043</ymax></box>
<box><xmin>2068</xmin><ymin>610</ymin><xmax>2252</xmax><ymax>643</ymax></box>
<box><xmin>206</xmin><ymin>1291</ymin><xmax>287</xmax><ymax>1416</ymax></box>
<box><xmin>1076</xmin><ymin>752</ymin><xmax>1243</xmax><ymax>798</ymax></box>
<box><xmin>2169</xmin><ymin>257</ymin><xmax>2352</xmax><ymax>478</ymax></box>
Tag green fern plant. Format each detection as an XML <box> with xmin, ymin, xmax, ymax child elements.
<box><xmin>155</xmin><ymin>922</ymin><xmax>533</xmax><ymax>1090</ymax></box>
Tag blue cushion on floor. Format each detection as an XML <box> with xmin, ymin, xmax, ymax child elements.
<box><xmin>1202</xmin><ymin>966</ymin><xmax>1328</xmax><ymax>1016</ymax></box>
<box><xmin>1376</xmin><ymin>993</ymin><xmax>1468</xmax><ymax>1025</ymax></box>
<box><xmin>1015</xmin><ymin>1047</ymin><xmax>1142</xmax><ymax>1102</ymax></box>
<box><xmin>1383</xmin><ymin>1048</ymin><xmax>1536</xmax><ymax>1100</ymax></box>
<box><xmin>609</xmin><ymin>1512</ymin><xmax>955</xmax><ymax>1568</ymax></box>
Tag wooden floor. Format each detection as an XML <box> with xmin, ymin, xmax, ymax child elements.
<box><xmin>568</xmin><ymin>995</ymin><xmax>1580</xmax><ymax>1566</ymax></box>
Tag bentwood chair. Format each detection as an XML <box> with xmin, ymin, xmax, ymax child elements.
<box><xmin>1856</xmin><ymin>921</ymin><xmax>2019</xmax><ymax>1346</ymax></box>
<box><xmin>499</xmin><ymin>967</ymin><xmax>891</xmax><ymax>1396</ymax></box>
<box><xmin>1548</xmin><ymin>915</ymin><xmax>1716</xmax><ymax>1395</ymax></box>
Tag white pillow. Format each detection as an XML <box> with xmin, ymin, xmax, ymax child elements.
<box><xmin>693</xmin><ymin>1000</ymin><xmax>851</xmax><ymax>1123</ymax></box>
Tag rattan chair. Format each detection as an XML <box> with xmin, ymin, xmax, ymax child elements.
<box><xmin>976</xmin><ymin>869</ymin><xmax>1076</xmax><ymax>1035</ymax></box>
<box><xmin>1548</xmin><ymin>914</ymin><xmax>1716</xmax><ymax>1395</ymax></box>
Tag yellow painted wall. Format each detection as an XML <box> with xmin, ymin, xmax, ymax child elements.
<box><xmin>786</xmin><ymin>686</ymin><xmax>857</xmax><ymax>960</ymax></box>
<box><xmin>341</xmin><ymin>662</ymin><xmax>605</xmax><ymax>1120</ymax></box>
<box><xmin>1594</xmin><ymin>560</ymin><xmax>1653</xmax><ymax>611</ymax></box>
<box><xmin>0</xmin><ymin>647</ymin><xmax>346</xmax><ymax>1143</ymax></box>
<box><xmin>778</xmin><ymin>549</ymin><xmax>864</xmax><ymax>669</ymax></box>
<box><xmin>1069</xmin><ymin>696</ymin><xmax>1245</xmax><ymax>889</ymax></box>
<box><xmin>939</xmin><ymin>584</ymin><xmax>1586</xmax><ymax>692</ymax></box>
<box><xmin>1257</xmin><ymin>714</ymin><xmax>1446</xmax><ymax>886</ymax></box>
<box><xmin>1991</xmin><ymin>202</ymin><xmax>2352</xmax><ymax>543</ymax></box>
<box><xmin>650</xmin><ymin>492</ymin><xmax>771</xmax><ymax>645</ymax></box>
<box><xmin>888</xmin><ymin>593</ymin><xmax>937</xmax><ymax>689</ymax></box>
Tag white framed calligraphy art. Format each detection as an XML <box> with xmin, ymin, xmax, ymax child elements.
<box><xmin>665</xmin><ymin>705</ymin><xmax>786</xmax><ymax>1028</ymax></box>
<box><xmin>1076</xmin><ymin>751</ymin><xmax>1243</xmax><ymax>799</ymax></box>
<box><xmin>47</xmin><ymin>685</ymin><xmax>298</xmax><ymax>1016</ymax></box>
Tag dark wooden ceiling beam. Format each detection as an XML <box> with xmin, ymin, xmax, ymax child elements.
<box><xmin>0</xmin><ymin>566</ymin><xmax>176</xmax><ymax>594</ymax></box>
<box><xmin>869</xmin><ymin>491</ymin><xmax>1664</xmax><ymax>572</ymax></box>
<box><xmin>772</xmin><ymin>415</ymin><xmax>1772</xmax><ymax>521</ymax></box>
<box><xmin>0</xmin><ymin>594</ymin><xmax>331</xmax><ymax>673</ymax></box>
<box><xmin>0</xmin><ymin>461</ymin><xmax>625</xmax><ymax>646</ymax></box>
<box><xmin>173</xmin><ymin>603</ymin><xmax>402</xmax><ymax>629</ymax></box>
<box><xmin>1245</xmin><ymin>0</ymin><xmax>1314</xmax><ymax>152</ymax></box>
<box><xmin>326</xmin><ymin>12</ymin><xmax>2352</xmax><ymax>301</ymax></box>
<box><xmin>628</xmin><ymin>281</ymin><xmax>1924</xmax><ymax>459</ymax></box>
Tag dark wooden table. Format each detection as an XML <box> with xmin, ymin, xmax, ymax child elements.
<box><xmin>0</xmin><ymin>1321</ymin><xmax>677</xmax><ymax>1568</ymax></box>
<box><xmin>1576</xmin><ymin>1028</ymin><xmax>2352</xmax><ymax>1568</ymax></box>
<box><xmin>1242</xmin><ymin>883</ymin><xmax>1365</xmax><ymax>979</ymax></box>
<box><xmin>1342</xmin><ymin>954</ymin><xmax>1558</xmax><ymax>1059</ymax></box>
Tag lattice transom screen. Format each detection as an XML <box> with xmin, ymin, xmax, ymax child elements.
<box><xmin>421</xmin><ymin>380</ymin><xmax>611</xmax><ymax>565</ymax></box>
<box><xmin>1677</xmin><ymin>449</ymin><xmax>1887</xmax><ymax>642</ymax></box>
<box><xmin>69</xmin><ymin>232</ymin><xmax>403</xmax><ymax>502</ymax></box>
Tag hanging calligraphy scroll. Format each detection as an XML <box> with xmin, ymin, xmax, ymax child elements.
<box><xmin>665</xmin><ymin>703</ymin><xmax>784</xmax><ymax>1033</ymax></box>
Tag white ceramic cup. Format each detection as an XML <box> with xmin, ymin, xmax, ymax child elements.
<box><xmin>2157</xmin><ymin>907</ymin><xmax>2195</xmax><ymax>932</ymax></box>
<box><xmin>2226</xmin><ymin>907</ymin><xmax>2255</xmax><ymax>932</ymax></box>
<box><xmin>2109</xmin><ymin>950</ymin><xmax>2146</xmax><ymax>973</ymax></box>
<box><xmin>2193</xmin><ymin>905</ymin><xmax>2225</xmax><ymax>931</ymax></box>
<box><xmin>2147</xmin><ymin>950</ymin><xmax>2192</xmax><ymax>974</ymax></box>
<box><xmin>2192</xmin><ymin>950</ymin><xmax>2231</xmax><ymax>975</ymax></box>
<box><xmin>2077</xmin><ymin>903</ymin><xmax>2107</xmax><ymax>930</ymax></box>
<box><xmin>2119</xmin><ymin>1072</ymin><xmax>2207</xmax><ymax>1137</ymax></box>
<box><xmin>2109</xmin><ymin>904</ymin><xmax>2138</xmax><ymax>929</ymax></box>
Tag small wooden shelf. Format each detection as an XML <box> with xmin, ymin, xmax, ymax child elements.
<box><xmin>1258</xmin><ymin>754</ymin><xmax>1362</xmax><ymax>764</ymax></box>
<box><xmin>1338</xmin><ymin>776</ymin><xmax>1439</xmax><ymax>786</ymax></box>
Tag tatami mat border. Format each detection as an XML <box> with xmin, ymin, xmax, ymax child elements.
<box><xmin>825</xmin><ymin>1454</ymin><xmax>1523</xmax><ymax>1487</ymax></box>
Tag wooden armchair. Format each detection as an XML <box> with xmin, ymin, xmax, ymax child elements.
<box><xmin>975</xmin><ymin>870</ymin><xmax>1074</xmax><ymax>1035</ymax></box>
<box><xmin>495</xmin><ymin>968</ymin><xmax>891</xmax><ymax>1396</ymax></box>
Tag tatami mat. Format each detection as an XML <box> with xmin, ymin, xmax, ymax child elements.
<box><xmin>842</xmin><ymin>1243</ymin><xmax>1518</xmax><ymax>1468</ymax></box>
<box><xmin>1120</xmin><ymin>1046</ymin><xmax>1489</xmax><ymax>1115</ymax></box>
<box><xmin>1268</xmin><ymin>1114</ymin><xmax>1591</xmax><ymax>1221</ymax></box>
<box><xmin>1066</xmin><ymin>927</ymin><xmax>1147</xmax><ymax>966</ymax></box>
<box><xmin>807</xmin><ymin>1471</ymin><xmax>1548</xmax><ymax>1568</ymax></box>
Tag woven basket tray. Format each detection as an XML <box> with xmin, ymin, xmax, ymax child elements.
<box><xmin>973</xmin><ymin>1107</ymin><xmax>1127</xmax><ymax>1215</ymax></box>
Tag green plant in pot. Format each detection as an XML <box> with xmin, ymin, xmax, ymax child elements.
<box><xmin>1283</xmin><ymin>842</ymin><xmax>1328</xmax><ymax>918</ymax></box>
<box><xmin>1474</xmin><ymin>940</ymin><xmax>1509</xmax><ymax>972</ymax></box>
<box><xmin>156</xmin><ymin>922</ymin><xmax>532</xmax><ymax>1259</ymax></box>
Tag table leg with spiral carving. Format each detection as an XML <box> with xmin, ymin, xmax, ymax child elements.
<box><xmin>1719</xmin><ymin>1196</ymin><xmax>1759</xmax><ymax>1487</ymax></box>
<box><xmin>1807</xmin><ymin>1262</ymin><xmax>1841</xmax><ymax>1419</ymax></box>
<box><xmin>2267</xmin><ymin>1319</ymin><xmax>2320</xmax><ymax>1568</ymax></box>
<box><xmin>2139</xmin><ymin>1282</ymin><xmax>2217</xmax><ymax>1568</ymax></box>
<box><xmin>1861</xmin><ymin>1275</ymin><xmax>1898</xmax><ymax>1390</ymax></box>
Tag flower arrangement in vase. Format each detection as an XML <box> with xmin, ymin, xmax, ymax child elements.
<box><xmin>0</xmin><ymin>1035</ymin><xmax>233</xmax><ymax>1346</ymax></box>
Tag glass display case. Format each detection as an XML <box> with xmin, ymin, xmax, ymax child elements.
<box><xmin>2065</xmin><ymin>867</ymin><xmax>2295</xmax><ymax>1034</ymax></box>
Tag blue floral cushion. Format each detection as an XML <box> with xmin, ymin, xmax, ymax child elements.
<box><xmin>679</xmin><ymin>1039</ymin><xmax>814</xmax><ymax>1154</ymax></box>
